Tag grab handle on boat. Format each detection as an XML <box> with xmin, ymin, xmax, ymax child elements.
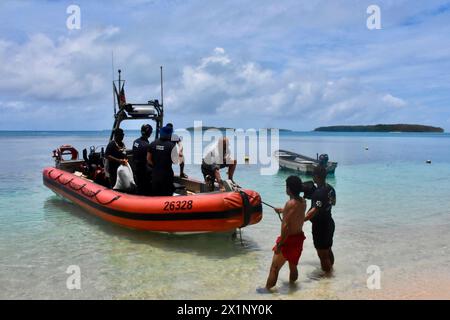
<box><xmin>51</xmin><ymin>173</ymin><xmax>64</xmax><ymax>181</ymax></box>
<box><xmin>95</xmin><ymin>194</ymin><xmax>121</xmax><ymax>205</ymax></box>
<box><xmin>80</xmin><ymin>188</ymin><xmax>101</xmax><ymax>198</ymax></box>
<box><xmin>233</xmin><ymin>183</ymin><xmax>282</xmax><ymax>222</ymax></box>
<box><xmin>77</xmin><ymin>187</ymin><xmax>121</xmax><ymax>205</ymax></box>
<box><xmin>59</xmin><ymin>177</ymin><xmax>74</xmax><ymax>185</ymax></box>
<box><xmin>69</xmin><ymin>182</ymin><xmax>87</xmax><ymax>191</ymax></box>
<box><xmin>238</xmin><ymin>191</ymin><xmax>252</xmax><ymax>228</ymax></box>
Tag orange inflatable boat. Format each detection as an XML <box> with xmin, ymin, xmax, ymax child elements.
<box><xmin>43</xmin><ymin>166</ymin><xmax>262</xmax><ymax>233</ymax></box>
<box><xmin>42</xmin><ymin>69</ymin><xmax>263</xmax><ymax>233</ymax></box>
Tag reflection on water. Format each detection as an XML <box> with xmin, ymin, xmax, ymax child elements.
<box><xmin>43</xmin><ymin>197</ymin><xmax>260</xmax><ymax>259</ymax></box>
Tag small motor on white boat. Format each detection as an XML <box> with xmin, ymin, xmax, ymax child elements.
<box><xmin>318</xmin><ymin>154</ymin><xmax>329</xmax><ymax>166</ymax></box>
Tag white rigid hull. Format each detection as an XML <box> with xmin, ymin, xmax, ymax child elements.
<box><xmin>278</xmin><ymin>158</ymin><xmax>337</xmax><ymax>175</ymax></box>
<box><xmin>278</xmin><ymin>158</ymin><xmax>316</xmax><ymax>174</ymax></box>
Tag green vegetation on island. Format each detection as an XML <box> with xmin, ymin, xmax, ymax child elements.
<box><xmin>314</xmin><ymin>124</ymin><xmax>444</xmax><ymax>133</ymax></box>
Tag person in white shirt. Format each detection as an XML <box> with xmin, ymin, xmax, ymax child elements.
<box><xmin>166</xmin><ymin>123</ymin><xmax>187</xmax><ymax>178</ymax></box>
<box><xmin>201</xmin><ymin>137</ymin><xmax>237</xmax><ymax>191</ymax></box>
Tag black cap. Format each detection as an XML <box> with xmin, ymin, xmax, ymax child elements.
<box><xmin>141</xmin><ymin>124</ymin><xmax>153</xmax><ymax>137</ymax></box>
<box><xmin>114</xmin><ymin>128</ymin><xmax>124</xmax><ymax>136</ymax></box>
<box><xmin>160</xmin><ymin>125</ymin><xmax>173</xmax><ymax>139</ymax></box>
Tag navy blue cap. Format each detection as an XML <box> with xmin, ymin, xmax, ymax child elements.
<box><xmin>160</xmin><ymin>125</ymin><xmax>173</xmax><ymax>139</ymax></box>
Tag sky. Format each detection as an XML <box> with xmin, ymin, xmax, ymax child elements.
<box><xmin>0</xmin><ymin>0</ymin><xmax>449</xmax><ymax>131</ymax></box>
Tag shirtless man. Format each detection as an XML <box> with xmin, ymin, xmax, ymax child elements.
<box><xmin>265</xmin><ymin>176</ymin><xmax>306</xmax><ymax>290</ymax></box>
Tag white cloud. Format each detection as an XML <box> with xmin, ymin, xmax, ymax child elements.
<box><xmin>382</xmin><ymin>94</ymin><xmax>407</xmax><ymax>108</ymax></box>
<box><xmin>0</xmin><ymin>0</ymin><xmax>448</xmax><ymax>130</ymax></box>
<box><xmin>199</xmin><ymin>47</ymin><xmax>231</xmax><ymax>67</ymax></box>
<box><xmin>0</xmin><ymin>26</ymin><xmax>125</xmax><ymax>101</ymax></box>
<box><xmin>167</xmin><ymin>48</ymin><xmax>409</xmax><ymax>126</ymax></box>
<box><xmin>0</xmin><ymin>100</ymin><xmax>26</xmax><ymax>111</ymax></box>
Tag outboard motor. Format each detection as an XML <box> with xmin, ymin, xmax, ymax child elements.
<box><xmin>318</xmin><ymin>154</ymin><xmax>329</xmax><ymax>166</ymax></box>
<box><xmin>82</xmin><ymin>146</ymin><xmax>105</xmax><ymax>176</ymax></box>
<box><xmin>83</xmin><ymin>148</ymin><xmax>89</xmax><ymax>162</ymax></box>
<box><xmin>89</xmin><ymin>146</ymin><xmax>102</xmax><ymax>166</ymax></box>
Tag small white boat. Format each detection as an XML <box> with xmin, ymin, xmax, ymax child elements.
<box><xmin>274</xmin><ymin>149</ymin><xmax>337</xmax><ymax>175</ymax></box>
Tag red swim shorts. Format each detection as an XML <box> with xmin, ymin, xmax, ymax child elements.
<box><xmin>272</xmin><ymin>232</ymin><xmax>306</xmax><ymax>265</ymax></box>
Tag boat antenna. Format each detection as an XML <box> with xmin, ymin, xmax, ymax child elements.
<box><xmin>160</xmin><ymin>65</ymin><xmax>164</xmax><ymax>125</ymax></box>
<box><xmin>111</xmin><ymin>51</ymin><xmax>117</xmax><ymax>115</ymax></box>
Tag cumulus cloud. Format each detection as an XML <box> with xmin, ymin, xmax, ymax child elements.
<box><xmin>167</xmin><ymin>48</ymin><xmax>410</xmax><ymax>126</ymax></box>
<box><xmin>0</xmin><ymin>0</ymin><xmax>448</xmax><ymax>130</ymax></box>
<box><xmin>382</xmin><ymin>94</ymin><xmax>407</xmax><ymax>108</ymax></box>
<box><xmin>0</xmin><ymin>26</ymin><xmax>126</xmax><ymax>101</ymax></box>
<box><xmin>0</xmin><ymin>100</ymin><xmax>26</xmax><ymax>111</ymax></box>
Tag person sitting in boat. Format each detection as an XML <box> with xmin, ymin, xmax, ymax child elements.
<box><xmin>132</xmin><ymin>124</ymin><xmax>153</xmax><ymax>195</ymax></box>
<box><xmin>166</xmin><ymin>123</ymin><xmax>188</xmax><ymax>179</ymax></box>
<box><xmin>105</xmin><ymin>128</ymin><xmax>128</xmax><ymax>188</ymax></box>
<box><xmin>201</xmin><ymin>137</ymin><xmax>236</xmax><ymax>192</ymax></box>
<box><xmin>147</xmin><ymin>125</ymin><xmax>178</xmax><ymax>196</ymax></box>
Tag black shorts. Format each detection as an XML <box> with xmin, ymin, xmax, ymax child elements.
<box><xmin>312</xmin><ymin>218</ymin><xmax>335</xmax><ymax>250</ymax></box>
<box><xmin>201</xmin><ymin>161</ymin><xmax>228</xmax><ymax>179</ymax></box>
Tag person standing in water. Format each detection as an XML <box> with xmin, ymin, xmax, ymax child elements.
<box><xmin>305</xmin><ymin>165</ymin><xmax>336</xmax><ymax>273</ymax></box>
<box><xmin>265</xmin><ymin>176</ymin><xmax>306</xmax><ymax>290</ymax></box>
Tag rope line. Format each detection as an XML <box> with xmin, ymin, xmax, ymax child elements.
<box><xmin>50</xmin><ymin>170</ymin><xmax>121</xmax><ymax>206</ymax></box>
<box><xmin>233</xmin><ymin>184</ymin><xmax>282</xmax><ymax>222</ymax></box>
<box><xmin>68</xmin><ymin>182</ymin><xmax>87</xmax><ymax>191</ymax></box>
<box><xmin>95</xmin><ymin>195</ymin><xmax>121</xmax><ymax>205</ymax></box>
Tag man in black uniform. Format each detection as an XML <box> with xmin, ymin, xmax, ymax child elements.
<box><xmin>132</xmin><ymin>124</ymin><xmax>153</xmax><ymax>195</ymax></box>
<box><xmin>105</xmin><ymin>128</ymin><xmax>128</xmax><ymax>188</ymax></box>
<box><xmin>305</xmin><ymin>166</ymin><xmax>336</xmax><ymax>273</ymax></box>
<box><xmin>147</xmin><ymin>125</ymin><xmax>177</xmax><ymax>196</ymax></box>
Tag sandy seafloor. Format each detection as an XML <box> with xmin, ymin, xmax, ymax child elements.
<box><xmin>0</xmin><ymin>131</ymin><xmax>449</xmax><ymax>299</ymax></box>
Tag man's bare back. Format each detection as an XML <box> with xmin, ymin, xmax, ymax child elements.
<box><xmin>281</xmin><ymin>197</ymin><xmax>306</xmax><ymax>236</ymax></box>
<box><xmin>264</xmin><ymin>175</ymin><xmax>307</xmax><ymax>290</ymax></box>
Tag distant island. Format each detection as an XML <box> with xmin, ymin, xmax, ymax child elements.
<box><xmin>314</xmin><ymin>124</ymin><xmax>444</xmax><ymax>133</ymax></box>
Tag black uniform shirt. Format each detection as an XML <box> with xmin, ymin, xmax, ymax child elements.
<box><xmin>148</xmin><ymin>138</ymin><xmax>175</xmax><ymax>179</ymax></box>
<box><xmin>310</xmin><ymin>184</ymin><xmax>336</xmax><ymax>223</ymax></box>
<box><xmin>132</xmin><ymin>136</ymin><xmax>149</xmax><ymax>168</ymax></box>
<box><xmin>105</xmin><ymin>140</ymin><xmax>126</xmax><ymax>175</ymax></box>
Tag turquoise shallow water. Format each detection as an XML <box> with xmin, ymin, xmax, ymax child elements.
<box><xmin>0</xmin><ymin>131</ymin><xmax>449</xmax><ymax>299</ymax></box>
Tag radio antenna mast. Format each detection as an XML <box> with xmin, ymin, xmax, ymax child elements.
<box><xmin>111</xmin><ymin>51</ymin><xmax>117</xmax><ymax>115</ymax></box>
<box><xmin>160</xmin><ymin>65</ymin><xmax>164</xmax><ymax>125</ymax></box>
